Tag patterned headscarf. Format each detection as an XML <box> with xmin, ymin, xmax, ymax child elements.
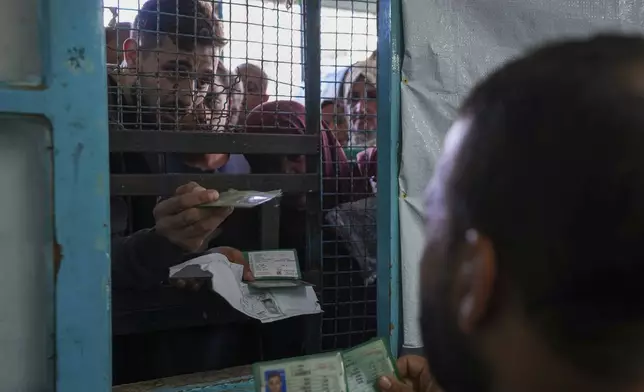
<box><xmin>341</xmin><ymin>51</ymin><xmax>377</xmax><ymax>101</ymax></box>
<box><xmin>244</xmin><ymin>100</ymin><xmax>372</xmax><ymax>208</ymax></box>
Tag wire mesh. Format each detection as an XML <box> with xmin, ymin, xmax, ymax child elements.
<box><xmin>319</xmin><ymin>0</ymin><xmax>378</xmax><ymax>351</ymax></box>
<box><xmin>104</xmin><ymin>0</ymin><xmax>309</xmax><ymax>232</ymax></box>
<box><xmin>105</xmin><ymin>0</ymin><xmax>305</xmax><ymax>135</ymax></box>
<box><xmin>104</xmin><ymin>0</ymin><xmax>379</xmax><ymax>365</ymax></box>
<box><xmin>105</xmin><ymin>1</ymin><xmax>317</xmax><ymax>384</ymax></box>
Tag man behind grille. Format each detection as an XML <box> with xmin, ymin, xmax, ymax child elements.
<box><xmin>125</xmin><ymin>0</ymin><xmax>227</xmax><ymax>125</ymax></box>
<box><xmin>108</xmin><ymin>0</ymin><xmax>253</xmax><ymax>384</ymax></box>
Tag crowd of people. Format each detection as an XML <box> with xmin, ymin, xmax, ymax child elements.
<box><xmin>108</xmin><ymin>0</ymin><xmax>378</xmax><ymax>288</ymax></box>
<box><xmin>106</xmin><ymin>1</ymin><xmax>644</xmax><ymax>391</ymax></box>
<box><xmin>107</xmin><ymin>0</ymin><xmax>378</xmax><ymax>383</ymax></box>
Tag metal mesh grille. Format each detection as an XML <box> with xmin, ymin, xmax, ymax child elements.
<box><xmin>319</xmin><ymin>0</ymin><xmax>378</xmax><ymax>351</ymax></box>
<box><xmin>104</xmin><ymin>0</ymin><xmax>379</xmax><ymax>366</ymax></box>
<box><xmin>105</xmin><ymin>0</ymin><xmax>305</xmax><ymax>135</ymax></box>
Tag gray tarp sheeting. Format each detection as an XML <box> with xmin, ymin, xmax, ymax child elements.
<box><xmin>399</xmin><ymin>0</ymin><xmax>643</xmax><ymax>349</ymax></box>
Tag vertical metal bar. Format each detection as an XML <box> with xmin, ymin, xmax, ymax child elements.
<box><xmin>376</xmin><ymin>0</ymin><xmax>402</xmax><ymax>358</ymax></box>
<box><xmin>304</xmin><ymin>0</ymin><xmax>322</xmax><ymax>354</ymax></box>
<box><xmin>260</xmin><ymin>199</ymin><xmax>281</xmax><ymax>249</ymax></box>
<box><xmin>300</xmin><ymin>12</ymin><xmax>306</xmax><ymax>84</ymax></box>
<box><xmin>50</xmin><ymin>0</ymin><xmax>112</xmax><ymax>389</ymax></box>
<box><xmin>304</xmin><ymin>0</ymin><xmax>321</xmax><ymax>137</ymax></box>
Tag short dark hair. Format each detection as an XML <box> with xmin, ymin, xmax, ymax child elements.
<box><xmin>266</xmin><ymin>371</ymin><xmax>281</xmax><ymax>381</ymax></box>
<box><xmin>448</xmin><ymin>34</ymin><xmax>644</xmax><ymax>382</ymax></box>
<box><xmin>132</xmin><ymin>0</ymin><xmax>226</xmax><ymax>52</ymax></box>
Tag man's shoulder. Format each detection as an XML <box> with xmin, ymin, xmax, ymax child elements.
<box><xmin>106</xmin><ymin>68</ymin><xmax>133</xmax><ymax>128</ymax></box>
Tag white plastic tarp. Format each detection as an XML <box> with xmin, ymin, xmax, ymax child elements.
<box><xmin>399</xmin><ymin>0</ymin><xmax>644</xmax><ymax>349</ymax></box>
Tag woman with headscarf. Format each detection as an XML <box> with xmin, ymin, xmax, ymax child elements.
<box><xmin>212</xmin><ymin>100</ymin><xmax>373</xmax><ymax>261</ymax></box>
<box><xmin>320</xmin><ymin>64</ymin><xmax>352</xmax><ymax>146</ymax></box>
<box><xmin>240</xmin><ymin>102</ymin><xmax>377</xmax><ymax>345</ymax></box>
<box><xmin>342</xmin><ymin>52</ymin><xmax>378</xmax><ymax>150</ymax></box>
<box><xmin>243</xmin><ymin>100</ymin><xmax>372</xmax><ymax>211</ymax></box>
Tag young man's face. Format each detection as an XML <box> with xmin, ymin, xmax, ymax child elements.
<box><xmin>347</xmin><ymin>77</ymin><xmax>377</xmax><ymax>131</ymax></box>
<box><xmin>267</xmin><ymin>375</ymin><xmax>282</xmax><ymax>392</ymax></box>
<box><xmin>132</xmin><ymin>36</ymin><xmax>219</xmax><ymax>122</ymax></box>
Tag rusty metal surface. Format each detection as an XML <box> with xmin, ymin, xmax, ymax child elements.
<box><xmin>113</xmin><ymin>366</ymin><xmax>253</xmax><ymax>392</ymax></box>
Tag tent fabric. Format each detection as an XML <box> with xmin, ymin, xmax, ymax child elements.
<box><xmin>399</xmin><ymin>0</ymin><xmax>644</xmax><ymax>349</ymax></box>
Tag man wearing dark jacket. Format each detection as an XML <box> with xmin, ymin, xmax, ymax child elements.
<box><xmin>108</xmin><ymin>0</ymin><xmax>255</xmax><ymax>383</ymax></box>
<box><xmin>108</xmin><ymin>0</ymin><xmax>229</xmax><ymax>289</ymax></box>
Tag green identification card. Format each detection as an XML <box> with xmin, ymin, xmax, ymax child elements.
<box><xmin>199</xmin><ymin>189</ymin><xmax>282</xmax><ymax>208</ymax></box>
<box><xmin>253</xmin><ymin>338</ymin><xmax>397</xmax><ymax>392</ymax></box>
<box><xmin>244</xmin><ymin>249</ymin><xmax>312</xmax><ymax>289</ymax></box>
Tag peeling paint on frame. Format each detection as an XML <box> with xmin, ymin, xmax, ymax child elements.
<box><xmin>0</xmin><ymin>0</ymin><xmax>114</xmax><ymax>390</ymax></box>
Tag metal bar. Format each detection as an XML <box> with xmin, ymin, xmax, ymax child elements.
<box><xmin>111</xmin><ymin>174</ymin><xmax>319</xmax><ymax>196</ymax></box>
<box><xmin>303</xmin><ymin>0</ymin><xmax>322</xmax><ymax>355</ymax></box>
<box><xmin>49</xmin><ymin>0</ymin><xmax>112</xmax><ymax>389</ymax></box>
<box><xmin>259</xmin><ymin>198</ymin><xmax>281</xmax><ymax>249</ymax></box>
<box><xmin>216</xmin><ymin>0</ymin><xmax>223</xmax><ymax>19</ymax></box>
<box><xmin>303</xmin><ymin>0</ymin><xmax>321</xmax><ymax>137</ymax></box>
<box><xmin>110</xmin><ymin>130</ymin><xmax>320</xmax><ymax>154</ymax></box>
<box><xmin>376</xmin><ymin>0</ymin><xmax>402</xmax><ymax>357</ymax></box>
<box><xmin>0</xmin><ymin>89</ymin><xmax>48</xmax><ymax>114</ymax></box>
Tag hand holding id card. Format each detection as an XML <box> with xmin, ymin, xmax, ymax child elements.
<box><xmin>254</xmin><ymin>338</ymin><xmax>397</xmax><ymax>392</ymax></box>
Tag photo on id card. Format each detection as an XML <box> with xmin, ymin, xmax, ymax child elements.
<box><xmin>253</xmin><ymin>338</ymin><xmax>397</xmax><ymax>392</ymax></box>
<box><xmin>255</xmin><ymin>352</ymin><xmax>346</xmax><ymax>392</ymax></box>
<box><xmin>264</xmin><ymin>369</ymin><xmax>287</xmax><ymax>392</ymax></box>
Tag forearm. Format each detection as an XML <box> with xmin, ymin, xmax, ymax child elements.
<box><xmin>111</xmin><ymin>228</ymin><xmax>186</xmax><ymax>290</ymax></box>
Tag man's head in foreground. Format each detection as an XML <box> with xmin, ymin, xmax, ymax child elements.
<box><xmin>420</xmin><ymin>34</ymin><xmax>644</xmax><ymax>392</ymax></box>
<box><xmin>235</xmin><ymin>62</ymin><xmax>270</xmax><ymax>115</ymax></box>
<box><xmin>124</xmin><ymin>0</ymin><xmax>227</xmax><ymax>121</ymax></box>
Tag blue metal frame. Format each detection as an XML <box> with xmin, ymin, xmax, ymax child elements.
<box><xmin>1</xmin><ymin>0</ymin><xmax>398</xmax><ymax>388</ymax></box>
<box><xmin>376</xmin><ymin>0</ymin><xmax>402</xmax><ymax>357</ymax></box>
<box><xmin>0</xmin><ymin>0</ymin><xmax>111</xmax><ymax>390</ymax></box>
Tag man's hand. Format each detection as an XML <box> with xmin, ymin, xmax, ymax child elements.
<box><xmin>154</xmin><ymin>182</ymin><xmax>233</xmax><ymax>252</ymax></box>
<box><xmin>378</xmin><ymin>355</ymin><xmax>442</xmax><ymax>392</ymax></box>
<box><xmin>182</xmin><ymin>152</ymin><xmax>230</xmax><ymax>171</ymax></box>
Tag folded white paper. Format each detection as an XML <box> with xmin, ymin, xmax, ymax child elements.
<box><xmin>169</xmin><ymin>253</ymin><xmax>322</xmax><ymax>323</ymax></box>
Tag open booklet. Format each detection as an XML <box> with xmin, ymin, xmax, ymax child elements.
<box><xmin>245</xmin><ymin>249</ymin><xmax>312</xmax><ymax>289</ymax></box>
<box><xmin>254</xmin><ymin>338</ymin><xmax>397</xmax><ymax>392</ymax></box>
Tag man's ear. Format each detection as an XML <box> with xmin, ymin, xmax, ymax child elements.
<box><xmin>123</xmin><ymin>38</ymin><xmax>138</xmax><ymax>68</ymax></box>
<box><xmin>455</xmin><ymin>229</ymin><xmax>497</xmax><ymax>335</ymax></box>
